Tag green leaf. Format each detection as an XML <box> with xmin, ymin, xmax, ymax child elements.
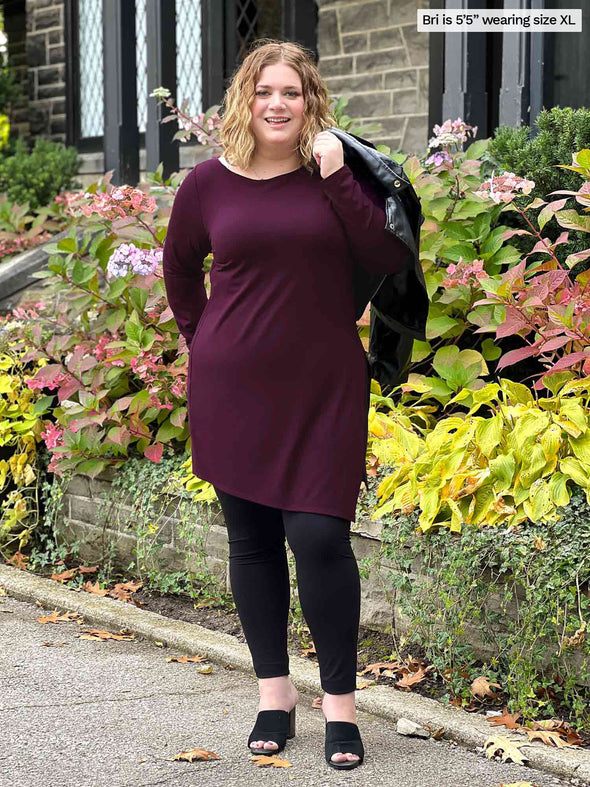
<box><xmin>129</xmin><ymin>287</ymin><xmax>148</xmax><ymax>313</ymax></box>
<box><xmin>32</xmin><ymin>395</ymin><xmax>55</xmax><ymax>415</ymax></box>
<box><xmin>444</xmin><ymin>242</ymin><xmax>478</xmax><ymax>263</ymax></box>
<box><xmin>105</xmin><ymin>307</ymin><xmax>127</xmax><ymax>332</ymax></box>
<box><xmin>106</xmin><ymin>278</ymin><xmax>128</xmax><ymax>301</ymax></box>
<box><xmin>71</xmin><ymin>259</ymin><xmax>96</xmax><ymax>285</ymax></box>
<box><xmin>57</xmin><ymin>237</ymin><xmax>78</xmax><ymax>253</ymax></box>
<box><xmin>125</xmin><ymin>318</ymin><xmax>142</xmax><ymax>345</ymax></box>
<box><xmin>156</xmin><ymin>419</ymin><xmax>183</xmax><ymax>443</ymax></box>
<box><xmin>77</xmin><ymin>459</ymin><xmax>108</xmax><ymax>478</ymax></box>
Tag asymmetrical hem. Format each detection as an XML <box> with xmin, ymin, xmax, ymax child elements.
<box><xmin>163</xmin><ymin>155</ymin><xmax>407</xmax><ymax>522</ymax></box>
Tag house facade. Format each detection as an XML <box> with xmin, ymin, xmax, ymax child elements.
<box><xmin>1</xmin><ymin>0</ymin><xmax>589</xmax><ymax>186</ymax></box>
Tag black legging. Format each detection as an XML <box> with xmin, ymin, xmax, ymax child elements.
<box><xmin>213</xmin><ymin>486</ymin><xmax>361</xmax><ymax>695</ymax></box>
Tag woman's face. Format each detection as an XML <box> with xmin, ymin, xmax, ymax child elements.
<box><xmin>250</xmin><ymin>63</ymin><xmax>305</xmax><ymax>154</ymax></box>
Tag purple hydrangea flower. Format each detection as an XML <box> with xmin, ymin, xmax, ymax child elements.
<box><xmin>107</xmin><ymin>243</ymin><xmax>163</xmax><ymax>278</ymax></box>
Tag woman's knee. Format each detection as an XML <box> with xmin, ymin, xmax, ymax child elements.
<box><xmin>282</xmin><ymin>510</ymin><xmax>353</xmax><ymax>561</ymax></box>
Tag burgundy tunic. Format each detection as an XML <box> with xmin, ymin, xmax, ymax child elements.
<box><xmin>163</xmin><ymin>155</ymin><xmax>407</xmax><ymax>521</ymax></box>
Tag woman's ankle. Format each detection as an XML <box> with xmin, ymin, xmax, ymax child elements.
<box><xmin>321</xmin><ymin>690</ymin><xmax>357</xmax><ymax>722</ymax></box>
<box><xmin>258</xmin><ymin>675</ymin><xmax>298</xmax><ymax>706</ymax></box>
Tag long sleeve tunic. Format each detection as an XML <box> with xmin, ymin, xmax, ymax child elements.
<box><xmin>163</xmin><ymin>156</ymin><xmax>407</xmax><ymax>521</ymax></box>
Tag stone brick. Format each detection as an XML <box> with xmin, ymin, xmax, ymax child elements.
<box><xmin>392</xmin><ymin>87</ymin><xmax>419</xmax><ymax>114</ymax></box>
<box><xmin>34</xmin><ymin>6</ymin><xmax>62</xmax><ymax>32</ymax></box>
<box><xmin>417</xmin><ymin>67</ymin><xmax>428</xmax><ymax>112</ymax></box>
<box><xmin>27</xmin><ymin>33</ymin><xmax>47</xmax><ymax>67</ymax></box>
<box><xmin>28</xmin><ymin>74</ymin><xmax>36</xmax><ymax>102</ymax></box>
<box><xmin>29</xmin><ymin>104</ymin><xmax>50</xmax><ymax>135</ymax></box>
<box><xmin>339</xmin><ymin>1</ymin><xmax>389</xmax><ymax>31</ymax></box>
<box><xmin>37</xmin><ymin>64</ymin><xmax>63</xmax><ymax>85</ymax></box>
<box><xmin>383</xmin><ymin>68</ymin><xmax>418</xmax><ymax>90</ymax></box>
<box><xmin>370</xmin><ymin>28</ymin><xmax>404</xmax><ymax>51</ymax></box>
<box><xmin>51</xmin><ymin>98</ymin><xmax>65</xmax><ymax>114</ymax></box>
<box><xmin>63</xmin><ymin>475</ymin><xmax>91</xmax><ymax>498</ymax></box>
<box><xmin>69</xmin><ymin>495</ymin><xmax>109</xmax><ymax>527</ymax></box>
<box><xmin>10</xmin><ymin>51</ymin><xmax>28</xmax><ymax>68</ymax></box>
<box><xmin>368</xmin><ymin>116</ymin><xmax>405</xmax><ymax>136</ymax></box>
<box><xmin>37</xmin><ymin>82</ymin><xmax>65</xmax><ymax>100</ymax></box>
<box><xmin>50</xmin><ymin>114</ymin><xmax>66</xmax><ymax>134</ymax></box>
<box><xmin>357</xmin><ymin>49</ymin><xmax>409</xmax><ymax>73</ymax></box>
<box><xmin>341</xmin><ymin>33</ymin><xmax>368</xmax><ymax>54</ymax></box>
<box><xmin>325</xmin><ymin>73</ymin><xmax>384</xmax><ymax>94</ymax></box>
<box><xmin>403</xmin><ymin>23</ymin><xmax>429</xmax><ymax>67</ymax></box>
<box><xmin>318</xmin><ymin>55</ymin><xmax>354</xmax><ymax>78</ymax></box>
<box><xmin>48</xmin><ymin>29</ymin><xmax>63</xmax><ymax>45</ymax></box>
<box><xmin>401</xmin><ymin>114</ymin><xmax>429</xmax><ymax>154</ymax></box>
<box><xmin>342</xmin><ymin>91</ymin><xmax>392</xmax><ymax>118</ymax></box>
<box><xmin>48</xmin><ymin>44</ymin><xmax>65</xmax><ymax>65</ymax></box>
<box><xmin>388</xmin><ymin>0</ymin><xmax>419</xmax><ymax>25</ymax></box>
<box><xmin>318</xmin><ymin>8</ymin><xmax>340</xmax><ymax>57</ymax></box>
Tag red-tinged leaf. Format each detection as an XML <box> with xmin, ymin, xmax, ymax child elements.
<box><xmin>170</xmin><ymin>407</ymin><xmax>186</xmax><ymax>427</ymax></box>
<box><xmin>496</xmin><ymin>345</ymin><xmax>539</xmax><ymax>370</ymax></box>
<box><xmin>78</xmin><ymin>356</ymin><xmax>99</xmax><ymax>372</ymax></box>
<box><xmin>538</xmin><ymin>335</ymin><xmax>573</xmax><ymax>353</ymax></box>
<box><xmin>547</xmin><ymin>351</ymin><xmax>590</xmax><ymax>372</ymax></box>
<box><xmin>145</xmin><ymin>443</ymin><xmax>163</xmax><ymax>463</ymax></box>
<box><xmin>34</xmin><ymin>364</ymin><xmax>65</xmax><ymax>385</ymax></box>
<box><xmin>112</xmin><ymin>395</ymin><xmax>135</xmax><ymax>412</ymax></box>
<box><xmin>57</xmin><ymin>377</ymin><xmax>84</xmax><ymax>402</ymax></box>
<box><xmin>496</xmin><ymin>307</ymin><xmax>530</xmax><ymax>339</ymax></box>
<box><xmin>157</xmin><ymin>305</ymin><xmax>174</xmax><ymax>324</ymax></box>
<box><xmin>499</xmin><ymin>229</ymin><xmax>532</xmax><ymax>241</ymax></box>
<box><xmin>129</xmin><ymin>414</ymin><xmax>151</xmax><ymax>438</ymax></box>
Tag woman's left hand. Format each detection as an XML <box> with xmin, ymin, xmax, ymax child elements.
<box><xmin>312</xmin><ymin>131</ymin><xmax>345</xmax><ymax>179</ymax></box>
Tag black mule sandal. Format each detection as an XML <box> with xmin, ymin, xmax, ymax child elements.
<box><xmin>325</xmin><ymin>720</ymin><xmax>365</xmax><ymax>770</ymax></box>
<box><xmin>247</xmin><ymin>707</ymin><xmax>296</xmax><ymax>755</ymax></box>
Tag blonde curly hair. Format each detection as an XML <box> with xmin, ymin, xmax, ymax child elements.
<box><xmin>219</xmin><ymin>38</ymin><xmax>338</xmax><ymax>175</ymax></box>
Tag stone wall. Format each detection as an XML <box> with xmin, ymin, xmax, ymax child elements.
<box><xmin>55</xmin><ymin>470</ymin><xmax>589</xmax><ymax>686</ymax></box>
<box><xmin>3</xmin><ymin>0</ymin><xmax>66</xmax><ymax>142</ymax></box>
<box><xmin>22</xmin><ymin>0</ymin><xmax>67</xmax><ymax>141</ymax></box>
<box><xmin>317</xmin><ymin>0</ymin><xmax>430</xmax><ymax>155</ymax></box>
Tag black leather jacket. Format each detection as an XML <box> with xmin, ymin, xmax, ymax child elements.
<box><xmin>326</xmin><ymin>126</ymin><xmax>429</xmax><ymax>394</ymax></box>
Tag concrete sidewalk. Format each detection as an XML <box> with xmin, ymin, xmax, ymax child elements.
<box><xmin>1</xmin><ymin>563</ymin><xmax>589</xmax><ymax>787</ymax></box>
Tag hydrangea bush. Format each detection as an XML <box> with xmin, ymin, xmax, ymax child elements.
<box><xmin>3</xmin><ymin>170</ymin><xmax>201</xmax><ymax>478</ymax></box>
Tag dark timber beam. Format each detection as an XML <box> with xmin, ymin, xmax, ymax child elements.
<box><xmin>442</xmin><ymin>0</ymin><xmax>487</xmax><ymax>135</ymax></box>
<box><xmin>145</xmin><ymin>0</ymin><xmax>178</xmax><ymax>178</ymax></box>
<box><xmin>103</xmin><ymin>0</ymin><xmax>139</xmax><ymax>185</ymax></box>
<box><xmin>499</xmin><ymin>0</ymin><xmax>530</xmax><ymax>129</ymax></box>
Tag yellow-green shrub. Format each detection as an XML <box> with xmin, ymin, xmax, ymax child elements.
<box><xmin>368</xmin><ymin>377</ymin><xmax>590</xmax><ymax>531</ymax></box>
<box><xmin>0</xmin><ymin>346</ymin><xmax>47</xmax><ymax>553</ymax></box>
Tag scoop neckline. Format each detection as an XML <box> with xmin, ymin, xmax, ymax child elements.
<box><xmin>215</xmin><ymin>156</ymin><xmax>304</xmax><ymax>182</ymax></box>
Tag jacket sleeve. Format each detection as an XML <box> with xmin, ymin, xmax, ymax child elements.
<box><xmin>162</xmin><ymin>167</ymin><xmax>212</xmax><ymax>346</ymax></box>
<box><xmin>321</xmin><ymin>163</ymin><xmax>408</xmax><ymax>275</ymax></box>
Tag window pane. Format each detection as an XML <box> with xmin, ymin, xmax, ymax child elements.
<box><xmin>136</xmin><ymin>0</ymin><xmax>147</xmax><ymax>132</ymax></box>
<box><xmin>176</xmin><ymin>0</ymin><xmax>203</xmax><ymax>114</ymax></box>
<box><xmin>78</xmin><ymin>0</ymin><xmax>104</xmax><ymax>137</ymax></box>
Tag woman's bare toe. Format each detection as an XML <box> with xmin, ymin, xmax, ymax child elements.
<box><xmin>250</xmin><ymin>739</ymin><xmax>278</xmax><ymax>751</ymax></box>
<box><xmin>331</xmin><ymin>752</ymin><xmax>360</xmax><ymax>762</ymax></box>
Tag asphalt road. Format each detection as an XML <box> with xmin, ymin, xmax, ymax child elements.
<box><xmin>0</xmin><ymin>592</ymin><xmax>579</xmax><ymax>787</ymax></box>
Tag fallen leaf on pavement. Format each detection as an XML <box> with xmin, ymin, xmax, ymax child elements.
<box><xmin>169</xmin><ymin>748</ymin><xmax>220</xmax><ymax>762</ymax></box>
<box><xmin>484</xmin><ymin>735</ymin><xmax>529</xmax><ymax>765</ymax></box>
<box><xmin>78</xmin><ymin>629</ymin><xmax>135</xmax><ymax>641</ymax></box>
<box><xmin>36</xmin><ymin>610</ymin><xmax>83</xmax><ymax>624</ymax></box>
<box><xmin>250</xmin><ymin>754</ymin><xmax>292</xmax><ymax>767</ymax></box>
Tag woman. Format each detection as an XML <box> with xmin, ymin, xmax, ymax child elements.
<box><xmin>163</xmin><ymin>39</ymin><xmax>408</xmax><ymax>770</ymax></box>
